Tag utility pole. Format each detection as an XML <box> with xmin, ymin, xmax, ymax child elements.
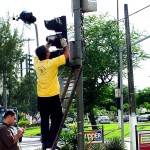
<box><xmin>73</xmin><ymin>0</ymin><xmax>84</xmax><ymax>149</ymax></box>
<box><xmin>33</xmin><ymin>23</ymin><xmax>39</xmax><ymax>47</ymax></box>
<box><xmin>116</xmin><ymin>0</ymin><xmax>124</xmax><ymax>141</ymax></box>
<box><xmin>124</xmin><ymin>4</ymin><xmax>137</xmax><ymax>150</ymax></box>
<box><xmin>3</xmin><ymin>71</ymin><xmax>7</xmax><ymax>110</ymax></box>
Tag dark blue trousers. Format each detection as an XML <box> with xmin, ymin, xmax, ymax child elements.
<box><xmin>38</xmin><ymin>95</ymin><xmax>63</xmax><ymax>146</ymax></box>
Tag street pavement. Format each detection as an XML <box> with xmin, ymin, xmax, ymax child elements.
<box><xmin>19</xmin><ymin>137</ymin><xmax>63</xmax><ymax>150</ymax></box>
<box><xmin>19</xmin><ymin>137</ymin><xmax>41</xmax><ymax>150</ymax></box>
<box><xmin>19</xmin><ymin>137</ymin><xmax>130</xmax><ymax>150</ymax></box>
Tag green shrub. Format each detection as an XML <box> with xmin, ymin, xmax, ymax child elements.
<box><xmin>104</xmin><ymin>137</ymin><xmax>126</xmax><ymax>150</ymax></box>
<box><xmin>85</xmin><ymin>137</ymin><xmax>126</xmax><ymax>150</ymax></box>
<box><xmin>61</xmin><ymin>126</ymin><xmax>77</xmax><ymax>150</ymax></box>
<box><xmin>85</xmin><ymin>143</ymin><xmax>105</xmax><ymax>150</ymax></box>
<box><xmin>18</xmin><ymin>120</ymin><xmax>30</xmax><ymax>127</ymax></box>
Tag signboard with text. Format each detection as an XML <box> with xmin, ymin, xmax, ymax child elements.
<box><xmin>138</xmin><ymin>131</ymin><xmax>150</xmax><ymax>150</ymax></box>
<box><xmin>84</xmin><ymin>130</ymin><xmax>103</xmax><ymax>144</ymax></box>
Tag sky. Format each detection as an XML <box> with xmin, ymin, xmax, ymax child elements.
<box><xmin>0</xmin><ymin>0</ymin><xmax>150</xmax><ymax>90</ymax></box>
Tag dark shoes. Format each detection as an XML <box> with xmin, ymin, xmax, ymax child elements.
<box><xmin>42</xmin><ymin>143</ymin><xmax>61</xmax><ymax>150</ymax></box>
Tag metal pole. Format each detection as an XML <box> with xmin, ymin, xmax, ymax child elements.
<box><xmin>20</xmin><ymin>60</ymin><xmax>23</xmax><ymax>80</ymax></box>
<box><xmin>117</xmin><ymin>0</ymin><xmax>124</xmax><ymax>141</ymax></box>
<box><xmin>73</xmin><ymin>0</ymin><xmax>84</xmax><ymax>149</ymax></box>
<box><xmin>132</xmin><ymin>35</ymin><xmax>150</xmax><ymax>45</ymax></box>
<box><xmin>33</xmin><ymin>23</ymin><xmax>39</xmax><ymax>47</ymax></box>
<box><xmin>3</xmin><ymin>72</ymin><xmax>7</xmax><ymax>110</ymax></box>
<box><xmin>124</xmin><ymin>4</ymin><xmax>137</xmax><ymax>150</ymax></box>
<box><xmin>116</xmin><ymin>0</ymin><xmax>121</xmax><ymax>129</ymax></box>
<box><xmin>119</xmin><ymin>47</ymin><xmax>124</xmax><ymax>141</ymax></box>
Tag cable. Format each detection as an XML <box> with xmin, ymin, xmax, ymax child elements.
<box><xmin>119</xmin><ymin>4</ymin><xmax>150</xmax><ymax>21</ymax></box>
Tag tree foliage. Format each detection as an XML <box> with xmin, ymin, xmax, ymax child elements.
<box><xmin>0</xmin><ymin>14</ymin><xmax>25</xmax><ymax>106</ymax></box>
<box><xmin>82</xmin><ymin>13</ymin><xmax>149</xmax><ymax>126</ymax></box>
<box><xmin>10</xmin><ymin>72</ymin><xmax>37</xmax><ymax>114</ymax></box>
<box><xmin>136</xmin><ymin>87</ymin><xmax>150</xmax><ymax>108</ymax></box>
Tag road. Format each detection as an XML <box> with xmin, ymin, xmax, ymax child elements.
<box><xmin>19</xmin><ymin>137</ymin><xmax>42</xmax><ymax>150</ymax></box>
<box><xmin>19</xmin><ymin>137</ymin><xmax>130</xmax><ymax>150</ymax></box>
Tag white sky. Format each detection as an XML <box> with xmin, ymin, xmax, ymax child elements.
<box><xmin>0</xmin><ymin>0</ymin><xmax>150</xmax><ymax>90</ymax></box>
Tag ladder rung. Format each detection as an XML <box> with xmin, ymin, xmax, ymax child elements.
<box><xmin>62</xmin><ymin>97</ymin><xmax>69</xmax><ymax>100</ymax></box>
<box><xmin>51</xmin><ymin>66</ymin><xmax>82</xmax><ymax>150</ymax></box>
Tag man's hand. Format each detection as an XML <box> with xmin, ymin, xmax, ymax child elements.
<box><xmin>45</xmin><ymin>42</ymin><xmax>51</xmax><ymax>49</ymax></box>
<box><xmin>60</xmin><ymin>38</ymin><xmax>67</xmax><ymax>48</ymax></box>
<box><xmin>13</xmin><ymin>128</ymin><xmax>25</xmax><ymax>144</ymax></box>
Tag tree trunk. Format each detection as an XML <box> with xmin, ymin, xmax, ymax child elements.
<box><xmin>88</xmin><ymin>107</ymin><xmax>98</xmax><ymax>130</ymax></box>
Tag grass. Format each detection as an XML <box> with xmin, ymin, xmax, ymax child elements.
<box><xmin>24</xmin><ymin>126</ymin><xmax>41</xmax><ymax>136</ymax></box>
<box><xmin>23</xmin><ymin>122</ymin><xmax>150</xmax><ymax>139</ymax></box>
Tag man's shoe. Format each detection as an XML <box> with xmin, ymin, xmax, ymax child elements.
<box><xmin>42</xmin><ymin>143</ymin><xmax>47</xmax><ymax>150</ymax></box>
<box><xmin>50</xmin><ymin>145</ymin><xmax>61</xmax><ymax>150</ymax></box>
<box><xmin>55</xmin><ymin>145</ymin><xmax>61</xmax><ymax>150</ymax></box>
<box><xmin>43</xmin><ymin>143</ymin><xmax>61</xmax><ymax>150</ymax></box>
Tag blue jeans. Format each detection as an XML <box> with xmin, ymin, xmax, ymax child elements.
<box><xmin>38</xmin><ymin>95</ymin><xmax>63</xmax><ymax>146</ymax></box>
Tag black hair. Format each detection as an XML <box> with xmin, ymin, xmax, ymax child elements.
<box><xmin>35</xmin><ymin>45</ymin><xmax>47</xmax><ymax>61</ymax></box>
<box><xmin>4</xmin><ymin>110</ymin><xmax>15</xmax><ymax>119</ymax></box>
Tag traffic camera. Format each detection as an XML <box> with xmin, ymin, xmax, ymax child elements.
<box><xmin>44</xmin><ymin>16</ymin><xmax>67</xmax><ymax>49</ymax></box>
<box><xmin>44</xmin><ymin>16</ymin><xmax>67</xmax><ymax>39</ymax></box>
<box><xmin>46</xmin><ymin>33</ymin><xmax>62</xmax><ymax>49</ymax></box>
<box><xmin>19</xmin><ymin>11</ymin><xmax>36</xmax><ymax>24</ymax></box>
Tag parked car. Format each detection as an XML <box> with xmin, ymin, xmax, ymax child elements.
<box><xmin>66</xmin><ymin>117</ymin><xmax>74</xmax><ymax>123</ymax></box>
<box><xmin>97</xmin><ymin>116</ymin><xmax>111</xmax><ymax>124</ymax></box>
<box><xmin>113</xmin><ymin>115</ymin><xmax>129</xmax><ymax>122</ymax></box>
<box><xmin>138</xmin><ymin>114</ymin><xmax>149</xmax><ymax>122</ymax></box>
<box><xmin>123</xmin><ymin>115</ymin><xmax>129</xmax><ymax>122</ymax></box>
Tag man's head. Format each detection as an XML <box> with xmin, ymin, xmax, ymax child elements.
<box><xmin>35</xmin><ymin>45</ymin><xmax>50</xmax><ymax>61</ymax></box>
<box><xmin>3</xmin><ymin>110</ymin><xmax>16</xmax><ymax>126</ymax></box>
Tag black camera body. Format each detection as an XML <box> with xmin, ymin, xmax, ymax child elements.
<box><xmin>46</xmin><ymin>33</ymin><xmax>63</xmax><ymax>49</ymax></box>
<box><xmin>49</xmin><ymin>49</ymin><xmax>64</xmax><ymax>59</ymax></box>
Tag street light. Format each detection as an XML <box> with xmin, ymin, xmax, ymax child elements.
<box><xmin>116</xmin><ymin>0</ymin><xmax>124</xmax><ymax>141</ymax></box>
<box><xmin>13</xmin><ymin>11</ymin><xmax>39</xmax><ymax>47</ymax></box>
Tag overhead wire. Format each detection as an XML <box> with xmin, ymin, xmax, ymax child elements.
<box><xmin>119</xmin><ymin>4</ymin><xmax>150</xmax><ymax>21</ymax></box>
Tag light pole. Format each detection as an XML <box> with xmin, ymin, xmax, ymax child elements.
<box><xmin>13</xmin><ymin>11</ymin><xmax>39</xmax><ymax>48</ymax></box>
<box><xmin>73</xmin><ymin>0</ymin><xmax>84</xmax><ymax>149</ymax></box>
<box><xmin>124</xmin><ymin>4</ymin><xmax>137</xmax><ymax>150</ymax></box>
<box><xmin>116</xmin><ymin>0</ymin><xmax>124</xmax><ymax>141</ymax></box>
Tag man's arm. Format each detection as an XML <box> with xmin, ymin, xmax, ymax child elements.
<box><xmin>13</xmin><ymin>128</ymin><xmax>24</xmax><ymax>144</ymax></box>
<box><xmin>63</xmin><ymin>46</ymin><xmax>69</xmax><ymax>60</ymax></box>
<box><xmin>60</xmin><ymin>38</ymin><xmax>69</xmax><ymax>60</ymax></box>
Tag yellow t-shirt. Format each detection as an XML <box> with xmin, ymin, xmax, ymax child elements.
<box><xmin>34</xmin><ymin>55</ymin><xmax>66</xmax><ymax>97</ymax></box>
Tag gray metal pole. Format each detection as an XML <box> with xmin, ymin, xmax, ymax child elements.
<box><xmin>119</xmin><ymin>47</ymin><xmax>124</xmax><ymax>141</ymax></box>
<box><xmin>116</xmin><ymin>1</ymin><xmax>124</xmax><ymax>141</ymax></box>
<box><xmin>33</xmin><ymin>23</ymin><xmax>39</xmax><ymax>47</ymax></box>
<box><xmin>132</xmin><ymin>35</ymin><xmax>150</xmax><ymax>45</ymax></box>
<box><xmin>124</xmin><ymin>4</ymin><xmax>137</xmax><ymax>150</ymax></box>
<box><xmin>73</xmin><ymin>0</ymin><xmax>84</xmax><ymax>149</ymax></box>
<box><xmin>3</xmin><ymin>72</ymin><xmax>7</xmax><ymax>110</ymax></box>
<box><xmin>116</xmin><ymin>0</ymin><xmax>121</xmax><ymax>130</ymax></box>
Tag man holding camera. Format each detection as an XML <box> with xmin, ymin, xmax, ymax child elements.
<box><xmin>34</xmin><ymin>38</ymin><xmax>69</xmax><ymax>150</ymax></box>
<box><xmin>0</xmin><ymin>110</ymin><xmax>24</xmax><ymax>150</ymax></box>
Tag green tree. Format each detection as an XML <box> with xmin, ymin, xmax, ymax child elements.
<box><xmin>11</xmin><ymin>72</ymin><xmax>37</xmax><ymax>114</ymax></box>
<box><xmin>82</xmin><ymin>14</ymin><xmax>149</xmax><ymax>128</ymax></box>
<box><xmin>136</xmin><ymin>87</ymin><xmax>150</xmax><ymax>109</ymax></box>
<box><xmin>0</xmin><ymin>14</ymin><xmax>24</xmax><ymax>106</ymax></box>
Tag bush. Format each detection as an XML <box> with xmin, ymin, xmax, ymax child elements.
<box><xmin>85</xmin><ymin>137</ymin><xmax>126</xmax><ymax>150</ymax></box>
<box><xmin>18</xmin><ymin>120</ymin><xmax>30</xmax><ymax>127</ymax></box>
<box><xmin>104</xmin><ymin>137</ymin><xmax>126</xmax><ymax>150</ymax></box>
<box><xmin>61</xmin><ymin>125</ymin><xmax>77</xmax><ymax>150</ymax></box>
<box><xmin>85</xmin><ymin>143</ymin><xmax>105</xmax><ymax>150</ymax></box>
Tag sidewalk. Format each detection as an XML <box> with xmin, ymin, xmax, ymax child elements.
<box><xmin>124</xmin><ymin>137</ymin><xmax>130</xmax><ymax>150</ymax></box>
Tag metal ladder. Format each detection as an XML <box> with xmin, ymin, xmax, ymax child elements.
<box><xmin>51</xmin><ymin>65</ymin><xmax>82</xmax><ymax>150</ymax></box>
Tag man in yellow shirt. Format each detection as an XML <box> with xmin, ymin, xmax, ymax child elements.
<box><xmin>34</xmin><ymin>38</ymin><xmax>69</xmax><ymax>150</ymax></box>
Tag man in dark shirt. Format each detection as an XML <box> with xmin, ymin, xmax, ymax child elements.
<box><xmin>0</xmin><ymin>110</ymin><xmax>24</xmax><ymax>150</ymax></box>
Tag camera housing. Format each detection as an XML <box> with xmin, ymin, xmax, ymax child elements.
<box><xmin>46</xmin><ymin>33</ymin><xmax>62</xmax><ymax>49</ymax></box>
